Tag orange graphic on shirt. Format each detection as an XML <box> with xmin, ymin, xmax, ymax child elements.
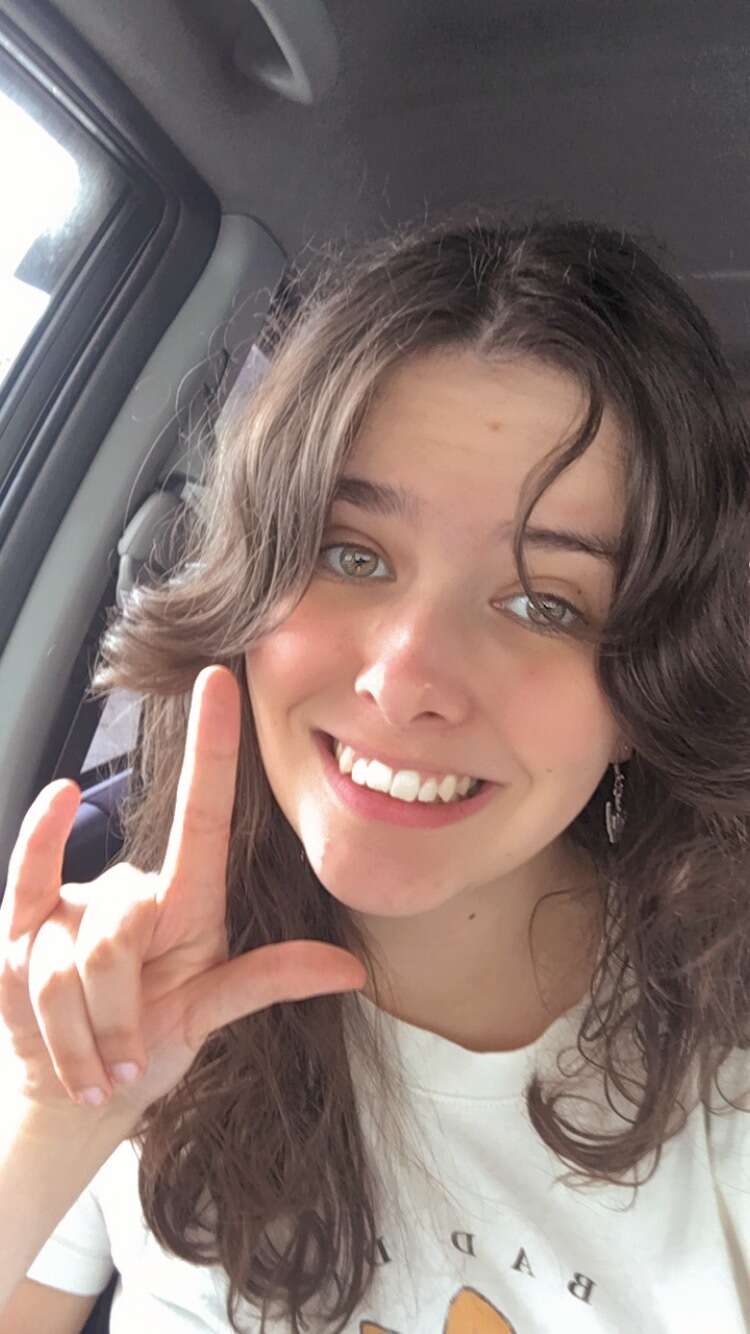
<box><xmin>361</xmin><ymin>1283</ymin><xmax>517</xmax><ymax>1332</ymax></box>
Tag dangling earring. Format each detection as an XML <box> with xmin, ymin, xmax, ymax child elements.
<box><xmin>605</xmin><ymin>761</ymin><xmax>627</xmax><ymax>845</ymax></box>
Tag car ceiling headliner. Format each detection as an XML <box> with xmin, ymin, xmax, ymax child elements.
<box><xmin>46</xmin><ymin>0</ymin><xmax>750</xmax><ymax>381</ymax></box>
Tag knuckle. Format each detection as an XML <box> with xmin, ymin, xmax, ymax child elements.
<box><xmin>96</xmin><ymin>1027</ymin><xmax>141</xmax><ymax>1061</ymax></box>
<box><xmin>97</xmin><ymin>863</ymin><xmax>152</xmax><ymax>899</ymax></box>
<box><xmin>0</xmin><ymin>959</ymin><xmax>19</xmax><ymax>1004</ymax></box>
<box><xmin>76</xmin><ymin>886</ymin><xmax>153</xmax><ymax>973</ymax></box>
<box><xmin>182</xmin><ymin>802</ymin><xmax>223</xmax><ymax>837</ymax></box>
<box><xmin>50</xmin><ymin>1050</ymin><xmax>83</xmax><ymax>1084</ymax></box>
<box><xmin>77</xmin><ymin>916</ymin><xmax>139</xmax><ymax>973</ymax></box>
<box><xmin>33</xmin><ymin>966</ymin><xmax>71</xmax><ymax>1008</ymax></box>
<box><xmin>78</xmin><ymin>933</ymin><xmax>125</xmax><ymax>972</ymax></box>
<box><xmin>2</xmin><ymin>934</ymin><xmax>30</xmax><ymax>975</ymax></box>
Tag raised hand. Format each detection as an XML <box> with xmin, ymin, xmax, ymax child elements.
<box><xmin>0</xmin><ymin>665</ymin><xmax>368</xmax><ymax>1120</ymax></box>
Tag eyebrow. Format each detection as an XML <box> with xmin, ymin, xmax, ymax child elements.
<box><xmin>331</xmin><ymin>475</ymin><xmax>619</xmax><ymax>566</ymax></box>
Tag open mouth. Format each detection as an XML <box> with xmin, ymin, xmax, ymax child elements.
<box><xmin>322</xmin><ymin>731</ymin><xmax>488</xmax><ymax>804</ymax></box>
<box><xmin>314</xmin><ymin>730</ymin><xmax>501</xmax><ymax>829</ymax></box>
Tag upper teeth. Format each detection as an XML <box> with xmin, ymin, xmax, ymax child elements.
<box><xmin>333</xmin><ymin>738</ymin><xmax>480</xmax><ymax>804</ymax></box>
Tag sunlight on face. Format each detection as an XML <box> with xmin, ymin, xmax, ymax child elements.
<box><xmin>245</xmin><ymin>349</ymin><xmax>626</xmax><ymax>926</ymax></box>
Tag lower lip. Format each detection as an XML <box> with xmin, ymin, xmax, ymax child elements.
<box><xmin>314</xmin><ymin>731</ymin><xmax>501</xmax><ymax>829</ymax></box>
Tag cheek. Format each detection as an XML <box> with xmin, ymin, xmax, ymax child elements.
<box><xmin>504</xmin><ymin>659</ymin><xmax>614</xmax><ymax>769</ymax></box>
<box><xmin>245</xmin><ymin>600</ymin><xmax>346</xmax><ymax>703</ymax></box>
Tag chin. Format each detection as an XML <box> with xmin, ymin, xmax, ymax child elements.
<box><xmin>304</xmin><ymin>843</ymin><xmax>458</xmax><ymax>921</ymax></box>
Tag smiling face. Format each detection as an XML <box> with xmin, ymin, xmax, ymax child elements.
<box><xmin>244</xmin><ymin>348</ymin><xmax>627</xmax><ymax>932</ymax></box>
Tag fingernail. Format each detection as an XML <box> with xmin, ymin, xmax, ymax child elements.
<box><xmin>107</xmin><ymin>1062</ymin><xmax>140</xmax><ymax>1084</ymax></box>
<box><xmin>77</xmin><ymin>1086</ymin><xmax>106</xmax><ymax>1106</ymax></box>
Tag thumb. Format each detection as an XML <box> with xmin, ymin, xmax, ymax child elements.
<box><xmin>179</xmin><ymin>940</ymin><xmax>368</xmax><ymax>1052</ymax></box>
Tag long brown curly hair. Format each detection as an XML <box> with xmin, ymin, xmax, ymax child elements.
<box><xmin>89</xmin><ymin>205</ymin><xmax>750</xmax><ymax>1332</ymax></box>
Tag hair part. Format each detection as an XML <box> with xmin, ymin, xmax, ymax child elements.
<box><xmin>90</xmin><ymin>204</ymin><xmax>750</xmax><ymax>1331</ymax></box>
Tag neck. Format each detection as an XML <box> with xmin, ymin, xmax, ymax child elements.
<box><xmin>345</xmin><ymin>846</ymin><xmax>602</xmax><ymax>1053</ymax></box>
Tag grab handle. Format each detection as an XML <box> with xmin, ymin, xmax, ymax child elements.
<box><xmin>236</xmin><ymin>0</ymin><xmax>339</xmax><ymax>104</ymax></box>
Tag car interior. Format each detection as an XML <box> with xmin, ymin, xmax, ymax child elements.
<box><xmin>1</xmin><ymin>0</ymin><xmax>750</xmax><ymax>1328</ymax></box>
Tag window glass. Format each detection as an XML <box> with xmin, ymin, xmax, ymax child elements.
<box><xmin>81</xmin><ymin>688</ymin><xmax>141</xmax><ymax>776</ymax></box>
<box><xmin>214</xmin><ymin>342</ymin><xmax>272</xmax><ymax>437</ymax></box>
<box><xmin>0</xmin><ymin>47</ymin><xmax>125</xmax><ymax>392</ymax></box>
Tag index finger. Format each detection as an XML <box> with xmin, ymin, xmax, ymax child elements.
<box><xmin>160</xmin><ymin>665</ymin><xmax>241</xmax><ymax>905</ymax></box>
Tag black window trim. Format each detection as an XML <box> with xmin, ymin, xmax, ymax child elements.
<box><xmin>0</xmin><ymin>0</ymin><xmax>221</xmax><ymax>651</ymax></box>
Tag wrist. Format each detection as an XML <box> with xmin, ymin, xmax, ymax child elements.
<box><xmin>5</xmin><ymin>1087</ymin><xmax>141</xmax><ymax>1148</ymax></box>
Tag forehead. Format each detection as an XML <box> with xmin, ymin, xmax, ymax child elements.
<box><xmin>348</xmin><ymin>349</ymin><xmax>624</xmax><ymax>534</ymax></box>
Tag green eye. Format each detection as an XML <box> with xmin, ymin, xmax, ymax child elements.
<box><xmin>501</xmin><ymin>591</ymin><xmax>586</xmax><ymax>631</ymax></box>
<box><xmin>316</xmin><ymin>543</ymin><xmax>588</xmax><ymax>632</ymax></box>
<box><xmin>318</xmin><ymin>544</ymin><xmax>385</xmax><ymax>579</ymax></box>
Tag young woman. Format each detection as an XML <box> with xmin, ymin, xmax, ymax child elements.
<box><xmin>2</xmin><ymin>211</ymin><xmax>750</xmax><ymax>1332</ymax></box>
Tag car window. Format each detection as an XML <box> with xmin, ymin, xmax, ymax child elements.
<box><xmin>80</xmin><ymin>687</ymin><xmax>142</xmax><ymax>777</ymax></box>
<box><xmin>0</xmin><ymin>44</ymin><xmax>126</xmax><ymax>406</ymax></box>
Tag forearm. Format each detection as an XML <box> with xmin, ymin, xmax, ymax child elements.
<box><xmin>0</xmin><ymin>1094</ymin><xmax>138</xmax><ymax>1312</ymax></box>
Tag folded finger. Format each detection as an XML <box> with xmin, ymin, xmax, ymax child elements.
<box><xmin>27</xmin><ymin>912</ymin><xmax>114</xmax><ymax>1104</ymax></box>
<box><xmin>73</xmin><ymin>874</ymin><xmax>155</xmax><ymax>1081</ymax></box>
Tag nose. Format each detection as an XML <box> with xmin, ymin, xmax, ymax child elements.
<box><xmin>353</xmin><ymin>602</ymin><xmax>472</xmax><ymax>730</ymax></box>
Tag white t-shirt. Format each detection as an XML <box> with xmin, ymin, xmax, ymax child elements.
<box><xmin>26</xmin><ymin>989</ymin><xmax>750</xmax><ymax>1331</ymax></box>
